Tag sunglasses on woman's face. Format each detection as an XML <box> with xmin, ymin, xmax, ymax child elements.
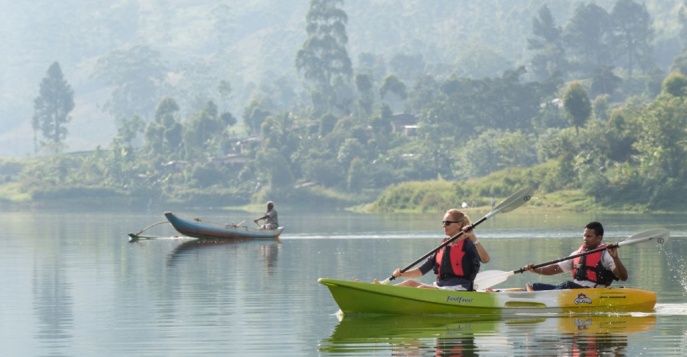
<box><xmin>442</xmin><ymin>221</ymin><xmax>460</xmax><ymax>226</ymax></box>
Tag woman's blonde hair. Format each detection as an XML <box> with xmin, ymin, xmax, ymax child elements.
<box><xmin>446</xmin><ymin>209</ymin><xmax>471</xmax><ymax>226</ymax></box>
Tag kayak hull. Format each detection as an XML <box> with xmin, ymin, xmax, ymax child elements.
<box><xmin>318</xmin><ymin>278</ymin><xmax>656</xmax><ymax>316</ymax></box>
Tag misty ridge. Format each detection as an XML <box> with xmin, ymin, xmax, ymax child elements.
<box><xmin>2</xmin><ymin>0</ymin><xmax>682</xmax><ymax>157</ymax></box>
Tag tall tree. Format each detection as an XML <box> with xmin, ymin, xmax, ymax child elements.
<box><xmin>527</xmin><ymin>4</ymin><xmax>566</xmax><ymax>81</ymax></box>
<box><xmin>32</xmin><ymin>62</ymin><xmax>74</xmax><ymax>154</ymax></box>
<box><xmin>679</xmin><ymin>0</ymin><xmax>687</xmax><ymax>50</ymax></box>
<box><xmin>114</xmin><ymin>115</ymin><xmax>146</xmax><ymax>149</ymax></box>
<box><xmin>354</xmin><ymin>73</ymin><xmax>374</xmax><ymax>116</ymax></box>
<box><xmin>184</xmin><ymin>101</ymin><xmax>226</xmax><ymax>160</ymax></box>
<box><xmin>563</xmin><ymin>82</ymin><xmax>592</xmax><ymax>136</ymax></box>
<box><xmin>217</xmin><ymin>79</ymin><xmax>237</xmax><ymax>129</ymax></box>
<box><xmin>633</xmin><ymin>95</ymin><xmax>687</xmax><ymax>184</ymax></box>
<box><xmin>295</xmin><ymin>0</ymin><xmax>352</xmax><ymax>115</ymax></box>
<box><xmin>563</xmin><ymin>3</ymin><xmax>613</xmax><ymax>77</ymax></box>
<box><xmin>218</xmin><ymin>79</ymin><xmax>232</xmax><ymax>111</ymax></box>
<box><xmin>260</xmin><ymin>112</ymin><xmax>300</xmax><ymax>163</ymax></box>
<box><xmin>379</xmin><ymin>73</ymin><xmax>407</xmax><ymax>113</ymax></box>
<box><xmin>611</xmin><ymin>0</ymin><xmax>654</xmax><ymax>76</ymax></box>
<box><xmin>243</xmin><ymin>99</ymin><xmax>271</xmax><ymax>135</ymax></box>
<box><xmin>144</xmin><ymin>97</ymin><xmax>182</xmax><ymax>161</ymax></box>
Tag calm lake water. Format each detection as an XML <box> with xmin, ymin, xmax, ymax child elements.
<box><xmin>1</xmin><ymin>207</ymin><xmax>686</xmax><ymax>356</ymax></box>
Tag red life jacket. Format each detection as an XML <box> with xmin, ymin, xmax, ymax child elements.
<box><xmin>572</xmin><ymin>244</ymin><xmax>617</xmax><ymax>286</ymax></box>
<box><xmin>435</xmin><ymin>238</ymin><xmax>467</xmax><ymax>278</ymax></box>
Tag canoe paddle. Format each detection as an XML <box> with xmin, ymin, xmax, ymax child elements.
<box><xmin>379</xmin><ymin>186</ymin><xmax>535</xmax><ymax>285</ymax></box>
<box><xmin>128</xmin><ymin>221</ymin><xmax>170</xmax><ymax>242</ymax></box>
<box><xmin>473</xmin><ymin>228</ymin><xmax>670</xmax><ymax>290</ymax></box>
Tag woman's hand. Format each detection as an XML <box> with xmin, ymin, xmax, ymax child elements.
<box><xmin>462</xmin><ymin>224</ymin><xmax>476</xmax><ymax>240</ymax></box>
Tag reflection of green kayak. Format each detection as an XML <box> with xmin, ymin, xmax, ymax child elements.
<box><xmin>328</xmin><ymin>314</ymin><xmax>526</xmax><ymax>340</ymax></box>
<box><xmin>328</xmin><ymin>314</ymin><xmax>656</xmax><ymax>340</ymax></box>
<box><xmin>318</xmin><ymin>278</ymin><xmax>657</xmax><ymax>316</ymax></box>
<box><xmin>321</xmin><ymin>314</ymin><xmax>656</xmax><ymax>353</ymax></box>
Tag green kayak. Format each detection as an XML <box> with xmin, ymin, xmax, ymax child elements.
<box><xmin>318</xmin><ymin>278</ymin><xmax>657</xmax><ymax>317</ymax></box>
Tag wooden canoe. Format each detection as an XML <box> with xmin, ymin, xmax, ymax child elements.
<box><xmin>165</xmin><ymin>211</ymin><xmax>284</xmax><ymax>240</ymax></box>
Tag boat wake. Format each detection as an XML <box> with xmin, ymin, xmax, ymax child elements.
<box><xmin>655</xmin><ymin>303</ymin><xmax>687</xmax><ymax>316</ymax></box>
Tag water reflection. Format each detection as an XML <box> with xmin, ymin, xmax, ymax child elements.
<box><xmin>165</xmin><ymin>238</ymin><xmax>280</xmax><ymax>273</ymax></box>
<box><xmin>321</xmin><ymin>314</ymin><xmax>656</xmax><ymax>356</ymax></box>
<box><xmin>33</xmin><ymin>260</ymin><xmax>73</xmax><ymax>355</ymax></box>
<box><xmin>3</xmin><ymin>210</ymin><xmax>685</xmax><ymax>356</ymax></box>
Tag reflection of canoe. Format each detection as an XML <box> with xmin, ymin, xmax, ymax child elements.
<box><xmin>169</xmin><ymin>238</ymin><xmax>247</xmax><ymax>256</ymax></box>
<box><xmin>318</xmin><ymin>278</ymin><xmax>656</xmax><ymax>316</ymax></box>
<box><xmin>327</xmin><ymin>314</ymin><xmax>656</xmax><ymax>341</ymax></box>
<box><xmin>165</xmin><ymin>211</ymin><xmax>284</xmax><ymax>240</ymax></box>
<box><xmin>166</xmin><ymin>237</ymin><xmax>280</xmax><ymax>267</ymax></box>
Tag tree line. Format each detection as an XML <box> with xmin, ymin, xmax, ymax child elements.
<box><xmin>17</xmin><ymin>0</ymin><xmax>687</xmax><ymax>210</ymax></box>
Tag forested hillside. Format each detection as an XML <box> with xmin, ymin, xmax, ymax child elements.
<box><xmin>2</xmin><ymin>0</ymin><xmax>683</xmax><ymax>155</ymax></box>
<box><xmin>2</xmin><ymin>0</ymin><xmax>687</xmax><ymax>211</ymax></box>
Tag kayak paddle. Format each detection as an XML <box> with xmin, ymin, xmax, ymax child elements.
<box><xmin>473</xmin><ymin>228</ymin><xmax>670</xmax><ymax>290</ymax></box>
<box><xmin>379</xmin><ymin>186</ymin><xmax>535</xmax><ymax>285</ymax></box>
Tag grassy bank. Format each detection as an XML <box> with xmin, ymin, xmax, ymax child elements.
<box><xmin>362</xmin><ymin>162</ymin><xmax>654</xmax><ymax>214</ymax></box>
<box><xmin>0</xmin><ymin>157</ymin><xmax>665</xmax><ymax>213</ymax></box>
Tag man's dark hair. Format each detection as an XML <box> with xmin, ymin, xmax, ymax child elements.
<box><xmin>586</xmin><ymin>221</ymin><xmax>604</xmax><ymax>237</ymax></box>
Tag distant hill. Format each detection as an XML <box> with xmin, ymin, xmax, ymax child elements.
<box><xmin>0</xmin><ymin>0</ymin><xmax>682</xmax><ymax>156</ymax></box>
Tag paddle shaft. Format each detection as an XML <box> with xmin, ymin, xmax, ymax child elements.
<box><xmin>517</xmin><ymin>233</ymin><xmax>666</xmax><ymax>274</ymax></box>
<box><xmin>474</xmin><ymin>228</ymin><xmax>670</xmax><ymax>290</ymax></box>
<box><xmin>382</xmin><ymin>187</ymin><xmax>534</xmax><ymax>284</ymax></box>
<box><xmin>514</xmin><ymin>242</ymin><xmax>622</xmax><ymax>275</ymax></box>
<box><xmin>133</xmin><ymin>221</ymin><xmax>169</xmax><ymax>235</ymax></box>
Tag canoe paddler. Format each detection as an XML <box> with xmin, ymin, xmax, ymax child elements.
<box><xmin>383</xmin><ymin>209</ymin><xmax>489</xmax><ymax>291</ymax></box>
<box><xmin>254</xmin><ymin>201</ymin><xmax>279</xmax><ymax>230</ymax></box>
<box><xmin>523</xmin><ymin>221</ymin><xmax>628</xmax><ymax>291</ymax></box>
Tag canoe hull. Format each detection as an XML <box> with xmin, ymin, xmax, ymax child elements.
<box><xmin>165</xmin><ymin>211</ymin><xmax>283</xmax><ymax>240</ymax></box>
<box><xmin>318</xmin><ymin>278</ymin><xmax>656</xmax><ymax>316</ymax></box>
